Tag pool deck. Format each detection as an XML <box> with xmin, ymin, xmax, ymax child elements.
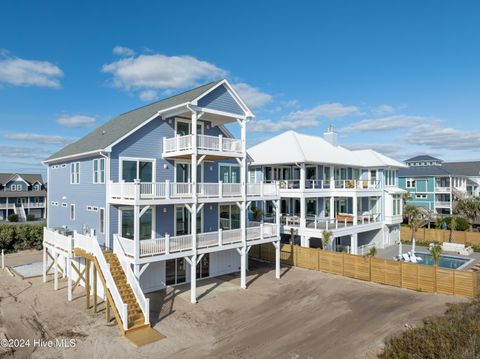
<box><xmin>377</xmin><ymin>244</ymin><xmax>480</xmax><ymax>271</ymax></box>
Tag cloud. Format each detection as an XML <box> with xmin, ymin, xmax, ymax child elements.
<box><xmin>341</xmin><ymin>115</ymin><xmax>426</xmax><ymax>133</ymax></box>
<box><xmin>288</xmin><ymin>102</ymin><xmax>361</xmax><ymax>121</ymax></box>
<box><xmin>345</xmin><ymin>143</ymin><xmax>418</xmax><ymax>160</ymax></box>
<box><xmin>404</xmin><ymin>122</ymin><xmax>480</xmax><ymax>150</ymax></box>
<box><xmin>139</xmin><ymin>90</ymin><xmax>158</xmax><ymax>102</ymax></box>
<box><xmin>4</xmin><ymin>132</ymin><xmax>74</xmax><ymax>145</ymax></box>
<box><xmin>0</xmin><ymin>55</ymin><xmax>63</xmax><ymax>88</ymax></box>
<box><xmin>372</xmin><ymin>104</ymin><xmax>396</xmax><ymax>115</ymax></box>
<box><xmin>113</xmin><ymin>46</ymin><xmax>135</xmax><ymax>57</ymax></box>
<box><xmin>232</xmin><ymin>83</ymin><xmax>272</xmax><ymax>109</ymax></box>
<box><xmin>102</xmin><ymin>53</ymin><xmax>226</xmax><ymax>97</ymax></box>
<box><xmin>56</xmin><ymin>115</ymin><xmax>96</xmax><ymax>128</ymax></box>
<box><xmin>0</xmin><ymin>144</ymin><xmax>51</xmax><ymax>159</ymax></box>
<box><xmin>248</xmin><ymin>118</ymin><xmax>318</xmax><ymax>133</ymax></box>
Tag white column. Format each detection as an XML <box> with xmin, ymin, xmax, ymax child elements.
<box><xmin>240</xmin><ymin>118</ymin><xmax>247</xmax><ymax>289</ymax></box>
<box><xmin>190</xmin><ymin>109</ymin><xmax>198</xmax><ymax>304</ymax></box>
<box><xmin>275</xmin><ymin>241</ymin><xmax>280</xmax><ymax>279</ymax></box>
<box><xmin>42</xmin><ymin>246</ymin><xmax>47</xmax><ymax>283</ymax></box>
<box><xmin>351</xmin><ymin>233</ymin><xmax>358</xmax><ymax>255</ymax></box>
<box><xmin>300</xmin><ymin>163</ymin><xmax>306</xmax><ymax>230</ymax></box>
<box><xmin>353</xmin><ymin>195</ymin><xmax>358</xmax><ymax>225</ymax></box>
<box><xmin>330</xmin><ymin>165</ymin><xmax>335</xmax><ymax>188</ymax></box>
<box><xmin>330</xmin><ymin>196</ymin><xmax>335</xmax><ymax>222</ymax></box>
<box><xmin>67</xmin><ymin>257</ymin><xmax>72</xmax><ymax>301</ymax></box>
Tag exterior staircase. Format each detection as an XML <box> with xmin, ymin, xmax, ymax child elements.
<box><xmin>452</xmin><ymin>187</ymin><xmax>467</xmax><ymax>200</ymax></box>
<box><xmin>103</xmin><ymin>252</ymin><xmax>147</xmax><ymax>331</ymax></box>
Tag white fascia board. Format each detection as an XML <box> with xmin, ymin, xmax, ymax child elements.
<box><xmin>43</xmin><ymin>149</ymin><xmax>107</xmax><ymax>164</ymax></box>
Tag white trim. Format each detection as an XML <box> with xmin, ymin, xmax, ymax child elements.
<box><xmin>3</xmin><ymin>174</ymin><xmax>30</xmax><ymax>186</ymax></box>
<box><xmin>218</xmin><ymin>162</ymin><xmax>240</xmax><ymax>183</ymax></box>
<box><xmin>43</xmin><ymin>149</ymin><xmax>106</xmax><ymax>164</ymax></box>
<box><xmin>92</xmin><ymin>158</ymin><xmax>105</xmax><ymax>184</ymax></box>
<box><xmin>70</xmin><ymin>162</ymin><xmax>80</xmax><ymax>184</ymax></box>
<box><xmin>174</xmin><ymin>204</ymin><xmax>203</xmax><ymax>236</ymax></box>
<box><xmin>119</xmin><ymin>156</ymin><xmax>157</xmax><ymax>182</ymax></box>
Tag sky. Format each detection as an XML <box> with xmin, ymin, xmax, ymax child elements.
<box><xmin>1</xmin><ymin>0</ymin><xmax>480</xmax><ymax>177</ymax></box>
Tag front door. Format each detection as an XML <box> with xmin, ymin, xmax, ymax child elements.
<box><xmin>175</xmin><ymin>206</ymin><xmax>202</xmax><ymax>235</ymax></box>
<box><xmin>196</xmin><ymin>253</ymin><xmax>209</xmax><ymax>279</ymax></box>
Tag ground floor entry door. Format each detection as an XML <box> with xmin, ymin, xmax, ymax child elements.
<box><xmin>165</xmin><ymin>258</ymin><xmax>187</xmax><ymax>285</ymax></box>
<box><xmin>196</xmin><ymin>253</ymin><xmax>210</xmax><ymax>279</ymax></box>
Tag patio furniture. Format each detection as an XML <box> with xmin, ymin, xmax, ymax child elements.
<box><xmin>441</xmin><ymin>242</ymin><xmax>473</xmax><ymax>256</ymax></box>
<box><xmin>402</xmin><ymin>253</ymin><xmax>410</xmax><ymax>262</ymax></box>
<box><xmin>336</xmin><ymin>213</ymin><xmax>354</xmax><ymax>223</ymax></box>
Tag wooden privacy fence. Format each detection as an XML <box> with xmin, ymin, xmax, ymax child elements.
<box><xmin>250</xmin><ymin>244</ymin><xmax>480</xmax><ymax>298</ymax></box>
<box><xmin>401</xmin><ymin>226</ymin><xmax>480</xmax><ymax>246</ymax></box>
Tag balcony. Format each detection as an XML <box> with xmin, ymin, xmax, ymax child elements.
<box><xmin>162</xmin><ymin>134</ymin><xmax>243</xmax><ymax>159</ymax></box>
<box><xmin>278</xmin><ymin>179</ymin><xmax>382</xmax><ymax>193</ymax></box>
<box><xmin>115</xmin><ymin>223</ymin><xmax>278</xmax><ymax>259</ymax></box>
<box><xmin>436</xmin><ymin>201</ymin><xmax>451</xmax><ymax>208</ymax></box>
<box><xmin>436</xmin><ymin>186</ymin><xmax>450</xmax><ymax>193</ymax></box>
<box><xmin>108</xmin><ymin>181</ymin><xmax>279</xmax><ymax>204</ymax></box>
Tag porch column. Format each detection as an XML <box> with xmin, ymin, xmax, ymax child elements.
<box><xmin>274</xmin><ymin>240</ymin><xmax>280</xmax><ymax>279</ymax></box>
<box><xmin>67</xmin><ymin>256</ymin><xmax>72</xmax><ymax>301</ymax></box>
<box><xmin>190</xmin><ymin>108</ymin><xmax>198</xmax><ymax>304</ymax></box>
<box><xmin>42</xmin><ymin>245</ymin><xmax>47</xmax><ymax>283</ymax></box>
<box><xmin>330</xmin><ymin>165</ymin><xmax>335</xmax><ymax>188</ymax></box>
<box><xmin>240</xmin><ymin>118</ymin><xmax>248</xmax><ymax>289</ymax></box>
<box><xmin>275</xmin><ymin>199</ymin><xmax>281</xmax><ymax>241</ymax></box>
<box><xmin>329</xmin><ymin>196</ymin><xmax>335</xmax><ymax>222</ymax></box>
<box><xmin>353</xmin><ymin>195</ymin><xmax>358</xmax><ymax>225</ymax></box>
<box><xmin>351</xmin><ymin>233</ymin><xmax>358</xmax><ymax>255</ymax></box>
<box><xmin>300</xmin><ymin>163</ymin><xmax>306</xmax><ymax>230</ymax></box>
<box><xmin>134</xmin><ymin>205</ymin><xmax>140</xmax><ymax>261</ymax></box>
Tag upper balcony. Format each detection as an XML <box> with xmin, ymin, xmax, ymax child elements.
<box><xmin>162</xmin><ymin>134</ymin><xmax>243</xmax><ymax>160</ymax></box>
<box><xmin>108</xmin><ymin>180</ymin><xmax>279</xmax><ymax>204</ymax></box>
<box><xmin>278</xmin><ymin>179</ymin><xmax>383</xmax><ymax>196</ymax></box>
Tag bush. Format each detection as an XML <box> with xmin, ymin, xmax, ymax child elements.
<box><xmin>8</xmin><ymin>213</ymin><xmax>19</xmax><ymax>222</ymax></box>
<box><xmin>436</xmin><ymin>216</ymin><xmax>469</xmax><ymax>231</ymax></box>
<box><xmin>0</xmin><ymin>224</ymin><xmax>44</xmax><ymax>252</ymax></box>
<box><xmin>26</xmin><ymin>213</ymin><xmax>36</xmax><ymax>221</ymax></box>
<box><xmin>379</xmin><ymin>300</ymin><xmax>480</xmax><ymax>358</ymax></box>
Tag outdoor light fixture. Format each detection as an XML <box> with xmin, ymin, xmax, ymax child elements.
<box><xmin>163</xmin><ymin>207</ymin><xmax>167</xmax><ymax>213</ymax></box>
<box><xmin>163</xmin><ymin>163</ymin><xmax>168</xmax><ymax>169</ymax></box>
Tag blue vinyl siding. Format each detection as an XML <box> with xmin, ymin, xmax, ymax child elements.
<box><xmin>4</xmin><ymin>180</ymin><xmax>28</xmax><ymax>192</ymax></box>
<box><xmin>48</xmin><ymin>157</ymin><xmax>106</xmax><ymax>245</ymax></box>
<box><xmin>197</xmin><ymin>85</ymin><xmax>244</xmax><ymax>115</ymax></box>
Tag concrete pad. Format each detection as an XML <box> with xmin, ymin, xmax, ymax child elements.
<box><xmin>174</xmin><ymin>277</ymin><xmax>239</xmax><ymax>302</ymax></box>
<box><xmin>10</xmin><ymin>261</ymin><xmax>44</xmax><ymax>279</ymax></box>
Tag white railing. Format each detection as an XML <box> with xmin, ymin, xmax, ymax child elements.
<box><xmin>43</xmin><ymin>227</ymin><xmax>73</xmax><ymax>253</ymax></box>
<box><xmin>278</xmin><ymin>179</ymin><xmax>382</xmax><ymax>191</ymax></box>
<box><xmin>163</xmin><ymin>134</ymin><xmax>242</xmax><ymax>154</ymax></box>
<box><xmin>436</xmin><ymin>201</ymin><xmax>451</xmax><ymax>208</ymax></box>
<box><xmin>113</xmin><ymin>235</ymin><xmax>150</xmax><ymax>325</ymax></box>
<box><xmin>74</xmin><ymin>231</ymin><xmax>129</xmax><ymax>331</ymax></box>
<box><xmin>282</xmin><ymin>213</ymin><xmax>383</xmax><ymax>230</ymax></box>
<box><xmin>117</xmin><ymin>223</ymin><xmax>278</xmax><ymax>258</ymax></box>
<box><xmin>436</xmin><ymin>186</ymin><xmax>450</xmax><ymax>193</ymax></box>
<box><xmin>358</xmin><ymin>243</ymin><xmax>376</xmax><ymax>256</ymax></box>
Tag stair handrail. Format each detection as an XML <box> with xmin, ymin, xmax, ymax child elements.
<box><xmin>74</xmin><ymin>232</ymin><xmax>129</xmax><ymax>331</ymax></box>
<box><xmin>113</xmin><ymin>234</ymin><xmax>150</xmax><ymax>325</ymax></box>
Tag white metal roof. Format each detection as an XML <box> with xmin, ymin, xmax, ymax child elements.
<box><xmin>247</xmin><ymin>131</ymin><xmax>406</xmax><ymax>168</ymax></box>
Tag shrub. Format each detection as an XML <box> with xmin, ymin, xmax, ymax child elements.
<box><xmin>8</xmin><ymin>213</ymin><xmax>19</xmax><ymax>222</ymax></box>
<box><xmin>379</xmin><ymin>300</ymin><xmax>480</xmax><ymax>358</ymax></box>
<box><xmin>0</xmin><ymin>224</ymin><xmax>44</xmax><ymax>252</ymax></box>
<box><xmin>437</xmin><ymin>216</ymin><xmax>469</xmax><ymax>231</ymax></box>
<box><xmin>26</xmin><ymin>213</ymin><xmax>36</xmax><ymax>221</ymax></box>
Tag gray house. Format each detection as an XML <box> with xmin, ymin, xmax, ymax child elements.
<box><xmin>0</xmin><ymin>173</ymin><xmax>47</xmax><ymax>221</ymax></box>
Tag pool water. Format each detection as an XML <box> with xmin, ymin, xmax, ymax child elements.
<box><xmin>414</xmin><ymin>252</ymin><xmax>471</xmax><ymax>270</ymax></box>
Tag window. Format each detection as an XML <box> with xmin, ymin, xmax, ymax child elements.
<box><xmin>248</xmin><ymin>169</ymin><xmax>257</xmax><ymax>184</ymax></box>
<box><xmin>33</xmin><ymin>184</ymin><xmax>40</xmax><ymax>191</ymax></box>
<box><xmin>393</xmin><ymin>195</ymin><xmax>401</xmax><ymax>215</ymax></box>
<box><xmin>220</xmin><ymin>204</ymin><xmax>241</xmax><ymax>230</ymax></box>
<box><xmin>70</xmin><ymin>204</ymin><xmax>75</xmax><ymax>220</ymax></box>
<box><xmin>121</xmin><ymin>158</ymin><xmax>154</xmax><ymax>182</ymax></box>
<box><xmin>219</xmin><ymin>164</ymin><xmax>240</xmax><ymax>183</ymax></box>
<box><xmin>70</xmin><ymin>162</ymin><xmax>80</xmax><ymax>184</ymax></box>
<box><xmin>121</xmin><ymin>208</ymin><xmax>153</xmax><ymax>240</ymax></box>
<box><xmin>406</xmin><ymin>178</ymin><xmax>416</xmax><ymax>188</ymax></box>
<box><xmin>99</xmin><ymin>208</ymin><xmax>105</xmax><ymax>234</ymax></box>
<box><xmin>62</xmin><ymin>203</ymin><xmax>67</xmax><ymax>207</ymax></box>
<box><xmin>416</xmin><ymin>194</ymin><xmax>427</xmax><ymax>199</ymax></box>
<box><xmin>10</xmin><ymin>184</ymin><xmax>16</xmax><ymax>191</ymax></box>
<box><xmin>385</xmin><ymin>170</ymin><xmax>396</xmax><ymax>186</ymax></box>
<box><xmin>93</xmin><ymin>158</ymin><xmax>105</xmax><ymax>184</ymax></box>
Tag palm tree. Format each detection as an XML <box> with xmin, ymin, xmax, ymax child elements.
<box><xmin>367</xmin><ymin>246</ymin><xmax>377</xmax><ymax>258</ymax></box>
<box><xmin>251</xmin><ymin>207</ymin><xmax>264</xmax><ymax>222</ymax></box>
<box><xmin>402</xmin><ymin>192</ymin><xmax>412</xmax><ymax>207</ymax></box>
<box><xmin>289</xmin><ymin>227</ymin><xmax>297</xmax><ymax>246</ymax></box>
<box><xmin>404</xmin><ymin>205</ymin><xmax>422</xmax><ymax>253</ymax></box>
<box><xmin>429</xmin><ymin>242</ymin><xmax>442</xmax><ymax>266</ymax></box>
<box><xmin>449</xmin><ymin>215</ymin><xmax>456</xmax><ymax>243</ymax></box>
<box><xmin>322</xmin><ymin>230</ymin><xmax>332</xmax><ymax>251</ymax></box>
<box><xmin>455</xmin><ymin>198</ymin><xmax>480</xmax><ymax>232</ymax></box>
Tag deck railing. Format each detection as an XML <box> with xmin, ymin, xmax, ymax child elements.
<box><xmin>163</xmin><ymin>134</ymin><xmax>242</xmax><ymax>154</ymax></box>
<box><xmin>279</xmin><ymin>179</ymin><xmax>382</xmax><ymax>190</ymax></box>
<box><xmin>282</xmin><ymin>213</ymin><xmax>382</xmax><ymax>230</ymax></box>
<box><xmin>118</xmin><ymin>223</ymin><xmax>278</xmax><ymax>258</ymax></box>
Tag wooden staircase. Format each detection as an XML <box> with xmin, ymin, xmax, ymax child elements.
<box><xmin>103</xmin><ymin>252</ymin><xmax>148</xmax><ymax>331</ymax></box>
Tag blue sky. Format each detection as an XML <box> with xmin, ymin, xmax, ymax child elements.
<box><xmin>1</xmin><ymin>0</ymin><xmax>480</xmax><ymax>177</ymax></box>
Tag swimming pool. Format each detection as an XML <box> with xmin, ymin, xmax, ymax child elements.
<box><xmin>414</xmin><ymin>252</ymin><xmax>473</xmax><ymax>270</ymax></box>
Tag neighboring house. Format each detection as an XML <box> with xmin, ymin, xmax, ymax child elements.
<box><xmin>247</xmin><ymin>128</ymin><xmax>406</xmax><ymax>254</ymax></box>
<box><xmin>43</xmin><ymin>79</ymin><xmax>281</xmax><ymax>301</ymax></box>
<box><xmin>398</xmin><ymin>155</ymin><xmax>479</xmax><ymax>215</ymax></box>
<box><xmin>0</xmin><ymin>173</ymin><xmax>47</xmax><ymax>221</ymax></box>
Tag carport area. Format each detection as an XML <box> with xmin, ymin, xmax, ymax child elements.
<box><xmin>0</xmin><ymin>250</ymin><xmax>465</xmax><ymax>358</ymax></box>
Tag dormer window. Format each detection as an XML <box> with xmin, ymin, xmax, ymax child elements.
<box><xmin>33</xmin><ymin>184</ymin><xmax>40</xmax><ymax>191</ymax></box>
<box><xmin>11</xmin><ymin>184</ymin><xmax>16</xmax><ymax>191</ymax></box>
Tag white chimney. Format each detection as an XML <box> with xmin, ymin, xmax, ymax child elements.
<box><xmin>324</xmin><ymin>124</ymin><xmax>338</xmax><ymax>146</ymax></box>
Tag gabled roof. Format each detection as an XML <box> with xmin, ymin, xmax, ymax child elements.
<box><xmin>45</xmin><ymin>79</ymin><xmax>250</xmax><ymax>163</ymax></box>
<box><xmin>247</xmin><ymin>131</ymin><xmax>406</xmax><ymax>168</ymax></box>
<box><xmin>398</xmin><ymin>165</ymin><xmax>452</xmax><ymax>177</ymax></box>
<box><xmin>405</xmin><ymin>155</ymin><xmax>442</xmax><ymax>162</ymax></box>
<box><xmin>442</xmin><ymin>161</ymin><xmax>480</xmax><ymax>177</ymax></box>
<box><xmin>0</xmin><ymin>173</ymin><xmax>44</xmax><ymax>185</ymax></box>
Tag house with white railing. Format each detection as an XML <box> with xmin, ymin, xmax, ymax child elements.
<box><xmin>42</xmin><ymin>80</ymin><xmax>282</xmax><ymax>338</ymax></box>
<box><xmin>247</xmin><ymin>127</ymin><xmax>407</xmax><ymax>254</ymax></box>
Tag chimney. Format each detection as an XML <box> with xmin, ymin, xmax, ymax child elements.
<box><xmin>324</xmin><ymin>124</ymin><xmax>338</xmax><ymax>146</ymax></box>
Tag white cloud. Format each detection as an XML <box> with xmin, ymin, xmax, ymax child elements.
<box><xmin>139</xmin><ymin>90</ymin><xmax>158</xmax><ymax>102</ymax></box>
<box><xmin>0</xmin><ymin>144</ymin><xmax>51</xmax><ymax>159</ymax></box>
<box><xmin>283</xmin><ymin>99</ymin><xmax>299</xmax><ymax>108</ymax></box>
<box><xmin>405</xmin><ymin>122</ymin><xmax>480</xmax><ymax>150</ymax></box>
<box><xmin>248</xmin><ymin>118</ymin><xmax>318</xmax><ymax>133</ymax></box>
<box><xmin>102</xmin><ymin>53</ymin><xmax>226</xmax><ymax>96</ymax></box>
<box><xmin>288</xmin><ymin>102</ymin><xmax>361</xmax><ymax>121</ymax></box>
<box><xmin>372</xmin><ymin>104</ymin><xmax>396</xmax><ymax>115</ymax></box>
<box><xmin>113</xmin><ymin>46</ymin><xmax>135</xmax><ymax>57</ymax></box>
<box><xmin>232</xmin><ymin>83</ymin><xmax>272</xmax><ymax>109</ymax></box>
<box><xmin>4</xmin><ymin>132</ymin><xmax>74</xmax><ymax>145</ymax></box>
<box><xmin>341</xmin><ymin>115</ymin><xmax>426</xmax><ymax>133</ymax></box>
<box><xmin>56</xmin><ymin>115</ymin><xmax>96</xmax><ymax>128</ymax></box>
<box><xmin>0</xmin><ymin>56</ymin><xmax>63</xmax><ymax>88</ymax></box>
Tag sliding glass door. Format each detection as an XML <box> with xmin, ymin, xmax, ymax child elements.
<box><xmin>220</xmin><ymin>164</ymin><xmax>240</xmax><ymax>183</ymax></box>
<box><xmin>121</xmin><ymin>159</ymin><xmax>154</xmax><ymax>182</ymax></box>
<box><xmin>176</xmin><ymin>162</ymin><xmax>202</xmax><ymax>183</ymax></box>
<box><xmin>175</xmin><ymin>206</ymin><xmax>202</xmax><ymax>235</ymax></box>
<box><xmin>219</xmin><ymin>204</ymin><xmax>240</xmax><ymax>229</ymax></box>
<box><xmin>121</xmin><ymin>208</ymin><xmax>153</xmax><ymax>240</ymax></box>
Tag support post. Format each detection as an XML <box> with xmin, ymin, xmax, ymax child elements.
<box><xmin>190</xmin><ymin>107</ymin><xmax>198</xmax><ymax>304</ymax></box>
<box><xmin>300</xmin><ymin>163</ymin><xmax>306</xmax><ymax>230</ymax></box>
<box><xmin>275</xmin><ymin>241</ymin><xmax>280</xmax><ymax>279</ymax></box>
<box><xmin>134</xmin><ymin>205</ymin><xmax>140</xmax><ymax>261</ymax></box>
<box><xmin>85</xmin><ymin>259</ymin><xmax>90</xmax><ymax>309</ymax></box>
<box><xmin>67</xmin><ymin>257</ymin><xmax>72</xmax><ymax>301</ymax></box>
<box><xmin>93</xmin><ymin>264</ymin><xmax>97</xmax><ymax>313</ymax></box>
<box><xmin>53</xmin><ymin>250</ymin><xmax>58</xmax><ymax>290</ymax></box>
<box><xmin>353</xmin><ymin>195</ymin><xmax>358</xmax><ymax>226</ymax></box>
<box><xmin>240</xmin><ymin>247</ymin><xmax>246</xmax><ymax>289</ymax></box>
<box><xmin>330</xmin><ymin>196</ymin><xmax>335</xmax><ymax>222</ymax></box>
<box><xmin>240</xmin><ymin>118</ymin><xmax>248</xmax><ymax>289</ymax></box>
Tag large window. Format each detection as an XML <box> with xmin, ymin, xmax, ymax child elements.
<box><xmin>70</xmin><ymin>162</ymin><xmax>80</xmax><ymax>184</ymax></box>
<box><xmin>176</xmin><ymin>163</ymin><xmax>202</xmax><ymax>183</ymax></box>
<box><xmin>175</xmin><ymin>206</ymin><xmax>201</xmax><ymax>235</ymax></box>
<box><xmin>121</xmin><ymin>208</ymin><xmax>152</xmax><ymax>240</ymax></box>
<box><xmin>306</xmin><ymin>199</ymin><xmax>317</xmax><ymax>216</ymax></box>
<box><xmin>175</xmin><ymin>119</ymin><xmax>203</xmax><ymax>135</ymax></box>
<box><xmin>393</xmin><ymin>195</ymin><xmax>401</xmax><ymax>216</ymax></box>
<box><xmin>121</xmin><ymin>159</ymin><xmax>154</xmax><ymax>182</ymax></box>
<box><xmin>93</xmin><ymin>158</ymin><xmax>105</xmax><ymax>184</ymax></box>
<box><xmin>220</xmin><ymin>204</ymin><xmax>241</xmax><ymax>229</ymax></box>
<box><xmin>385</xmin><ymin>170</ymin><xmax>396</xmax><ymax>186</ymax></box>
<box><xmin>406</xmin><ymin>178</ymin><xmax>416</xmax><ymax>189</ymax></box>
<box><xmin>220</xmin><ymin>164</ymin><xmax>240</xmax><ymax>183</ymax></box>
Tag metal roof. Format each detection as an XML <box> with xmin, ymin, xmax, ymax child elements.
<box><xmin>398</xmin><ymin>165</ymin><xmax>453</xmax><ymax>177</ymax></box>
<box><xmin>405</xmin><ymin>155</ymin><xmax>442</xmax><ymax>162</ymax></box>
<box><xmin>45</xmin><ymin>80</ymin><xmax>223</xmax><ymax>162</ymax></box>
<box><xmin>442</xmin><ymin>161</ymin><xmax>480</xmax><ymax>177</ymax></box>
